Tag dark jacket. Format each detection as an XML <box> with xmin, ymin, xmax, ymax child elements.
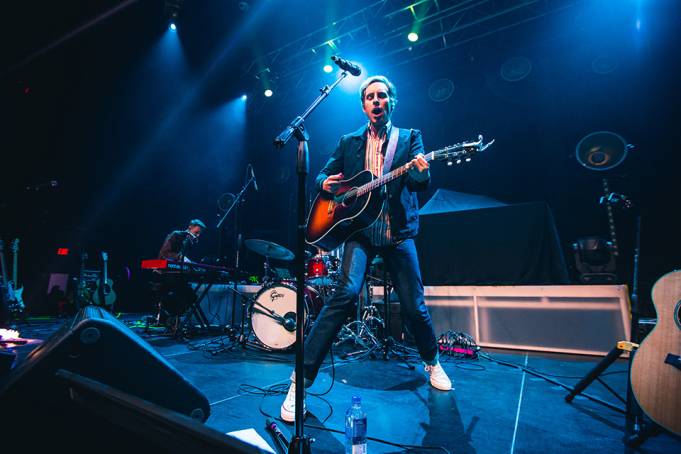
<box><xmin>315</xmin><ymin>124</ymin><xmax>430</xmax><ymax>242</ymax></box>
<box><xmin>158</xmin><ymin>231</ymin><xmax>194</xmax><ymax>260</ymax></box>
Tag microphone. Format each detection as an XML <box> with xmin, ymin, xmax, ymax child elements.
<box><xmin>249</xmin><ymin>165</ymin><xmax>258</xmax><ymax>191</ymax></box>
<box><xmin>283</xmin><ymin>317</ymin><xmax>296</xmax><ymax>332</ymax></box>
<box><xmin>265</xmin><ymin>417</ymin><xmax>290</xmax><ymax>451</ymax></box>
<box><xmin>331</xmin><ymin>55</ymin><xmax>362</xmax><ymax>77</ymax></box>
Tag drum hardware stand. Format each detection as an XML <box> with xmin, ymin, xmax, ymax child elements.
<box><xmin>273</xmin><ymin>62</ymin><xmax>353</xmax><ymax>454</ymax></box>
<box><xmin>372</xmin><ymin>264</ymin><xmax>415</xmax><ymax>370</ymax></box>
<box><xmin>335</xmin><ymin>278</ymin><xmax>383</xmax><ymax>353</ymax></box>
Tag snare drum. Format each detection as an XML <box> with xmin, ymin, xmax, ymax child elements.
<box><xmin>250</xmin><ymin>283</ymin><xmax>323</xmax><ymax>350</ymax></box>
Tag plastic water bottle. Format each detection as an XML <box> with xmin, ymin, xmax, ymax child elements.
<box><xmin>345</xmin><ymin>395</ymin><xmax>367</xmax><ymax>453</ymax></box>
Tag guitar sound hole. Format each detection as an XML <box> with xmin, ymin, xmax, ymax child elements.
<box><xmin>343</xmin><ymin>188</ymin><xmax>357</xmax><ymax>207</ymax></box>
<box><xmin>676</xmin><ymin>301</ymin><xmax>681</xmax><ymax>330</ymax></box>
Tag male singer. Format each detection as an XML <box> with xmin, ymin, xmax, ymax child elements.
<box><xmin>281</xmin><ymin>75</ymin><xmax>451</xmax><ymax>423</ymax></box>
<box><xmin>158</xmin><ymin>219</ymin><xmax>205</xmax><ymax>262</ymax></box>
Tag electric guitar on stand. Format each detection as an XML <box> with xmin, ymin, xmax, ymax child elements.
<box><xmin>6</xmin><ymin>239</ymin><xmax>28</xmax><ymax>325</ymax></box>
<box><xmin>92</xmin><ymin>252</ymin><xmax>116</xmax><ymax>309</ymax></box>
<box><xmin>305</xmin><ymin>135</ymin><xmax>494</xmax><ymax>251</ymax></box>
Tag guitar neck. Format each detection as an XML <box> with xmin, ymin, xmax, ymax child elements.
<box><xmin>13</xmin><ymin>249</ymin><xmax>18</xmax><ymax>284</ymax></box>
<box><xmin>357</xmin><ymin>153</ymin><xmax>435</xmax><ymax>197</ymax></box>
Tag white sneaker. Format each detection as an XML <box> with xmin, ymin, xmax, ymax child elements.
<box><xmin>280</xmin><ymin>381</ymin><xmax>306</xmax><ymax>423</ymax></box>
<box><xmin>425</xmin><ymin>362</ymin><xmax>452</xmax><ymax>391</ymax></box>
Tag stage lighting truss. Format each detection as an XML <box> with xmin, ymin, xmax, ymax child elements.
<box><xmin>243</xmin><ymin>0</ymin><xmax>588</xmax><ymax>113</ymax></box>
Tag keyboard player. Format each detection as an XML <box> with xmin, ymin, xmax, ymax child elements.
<box><xmin>154</xmin><ymin>219</ymin><xmax>206</xmax><ymax>326</ymax></box>
<box><xmin>158</xmin><ymin>219</ymin><xmax>206</xmax><ymax>262</ymax></box>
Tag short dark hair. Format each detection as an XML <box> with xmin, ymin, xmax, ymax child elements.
<box><xmin>359</xmin><ymin>75</ymin><xmax>397</xmax><ymax>110</ymax></box>
<box><xmin>189</xmin><ymin>219</ymin><xmax>206</xmax><ymax>229</ymax></box>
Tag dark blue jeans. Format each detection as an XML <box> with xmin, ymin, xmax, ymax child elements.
<box><xmin>302</xmin><ymin>236</ymin><xmax>438</xmax><ymax>384</ymax></box>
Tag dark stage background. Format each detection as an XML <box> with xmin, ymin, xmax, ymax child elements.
<box><xmin>1</xmin><ymin>0</ymin><xmax>679</xmax><ymax>317</ymax></box>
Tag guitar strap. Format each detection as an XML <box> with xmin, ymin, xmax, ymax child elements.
<box><xmin>382</xmin><ymin>127</ymin><xmax>400</xmax><ymax>175</ymax></box>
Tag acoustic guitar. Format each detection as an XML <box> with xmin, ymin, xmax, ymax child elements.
<box><xmin>630</xmin><ymin>270</ymin><xmax>681</xmax><ymax>436</ymax></box>
<box><xmin>305</xmin><ymin>135</ymin><xmax>494</xmax><ymax>251</ymax></box>
<box><xmin>93</xmin><ymin>252</ymin><xmax>116</xmax><ymax>308</ymax></box>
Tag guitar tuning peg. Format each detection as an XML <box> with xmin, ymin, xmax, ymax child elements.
<box><xmin>456</xmin><ymin>158</ymin><xmax>462</xmax><ymax>164</ymax></box>
<box><xmin>447</xmin><ymin>160</ymin><xmax>453</xmax><ymax>166</ymax></box>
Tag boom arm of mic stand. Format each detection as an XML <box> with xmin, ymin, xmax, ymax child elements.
<box><xmin>273</xmin><ymin>71</ymin><xmax>349</xmax><ymax>149</ymax></box>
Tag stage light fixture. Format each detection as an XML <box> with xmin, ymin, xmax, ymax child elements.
<box><xmin>408</xmin><ymin>32</ymin><xmax>419</xmax><ymax>42</ymax></box>
<box><xmin>241</xmin><ymin>95</ymin><xmax>248</xmax><ymax>101</ymax></box>
<box><xmin>264</xmin><ymin>89</ymin><xmax>273</xmax><ymax>97</ymax></box>
<box><xmin>165</xmin><ymin>0</ymin><xmax>183</xmax><ymax>31</ymax></box>
<box><xmin>575</xmin><ymin>131</ymin><xmax>628</xmax><ymax>171</ymax></box>
<box><xmin>323</xmin><ymin>65</ymin><xmax>333</xmax><ymax>73</ymax></box>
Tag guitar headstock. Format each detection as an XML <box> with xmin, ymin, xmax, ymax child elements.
<box><xmin>81</xmin><ymin>251</ymin><xmax>88</xmax><ymax>261</ymax></box>
<box><xmin>0</xmin><ymin>238</ymin><xmax>4</xmax><ymax>251</ymax></box>
<box><xmin>430</xmin><ymin>135</ymin><xmax>495</xmax><ymax>166</ymax></box>
<box><xmin>102</xmin><ymin>252</ymin><xmax>108</xmax><ymax>262</ymax></box>
<box><xmin>12</xmin><ymin>239</ymin><xmax>19</xmax><ymax>252</ymax></box>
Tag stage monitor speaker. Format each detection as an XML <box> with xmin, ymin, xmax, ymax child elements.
<box><xmin>0</xmin><ymin>306</ymin><xmax>210</xmax><ymax>444</ymax></box>
<box><xmin>45</xmin><ymin>369</ymin><xmax>267</xmax><ymax>454</ymax></box>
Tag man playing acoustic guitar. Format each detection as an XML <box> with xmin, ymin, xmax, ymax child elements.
<box><xmin>281</xmin><ymin>75</ymin><xmax>451</xmax><ymax>423</ymax></box>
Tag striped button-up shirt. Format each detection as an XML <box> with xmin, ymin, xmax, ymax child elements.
<box><xmin>365</xmin><ymin>121</ymin><xmax>393</xmax><ymax>246</ymax></box>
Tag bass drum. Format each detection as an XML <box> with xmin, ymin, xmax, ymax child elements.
<box><xmin>250</xmin><ymin>283</ymin><xmax>323</xmax><ymax>350</ymax></box>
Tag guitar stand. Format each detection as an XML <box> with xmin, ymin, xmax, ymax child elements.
<box><xmin>563</xmin><ymin>211</ymin><xmax>676</xmax><ymax>448</ymax></box>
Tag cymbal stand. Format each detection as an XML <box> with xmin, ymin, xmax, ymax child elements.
<box><xmin>373</xmin><ymin>265</ymin><xmax>415</xmax><ymax>370</ymax></box>
<box><xmin>334</xmin><ymin>278</ymin><xmax>382</xmax><ymax>355</ymax></box>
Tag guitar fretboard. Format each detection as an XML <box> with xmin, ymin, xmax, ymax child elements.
<box><xmin>357</xmin><ymin>152</ymin><xmax>436</xmax><ymax>197</ymax></box>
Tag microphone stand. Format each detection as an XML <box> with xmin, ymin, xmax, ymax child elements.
<box><xmin>217</xmin><ymin>176</ymin><xmax>256</xmax><ymax>341</ymax></box>
<box><xmin>274</xmin><ymin>70</ymin><xmax>351</xmax><ymax>454</ymax></box>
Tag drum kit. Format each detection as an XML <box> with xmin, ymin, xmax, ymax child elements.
<box><xmin>240</xmin><ymin>239</ymin><xmax>342</xmax><ymax>351</ymax></box>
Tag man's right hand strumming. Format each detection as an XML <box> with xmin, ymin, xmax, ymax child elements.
<box><xmin>322</xmin><ymin>173</ymin><xmax>344</xmax><ymax>194</ymax></box>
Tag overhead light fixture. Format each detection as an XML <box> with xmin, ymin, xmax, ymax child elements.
<box><xmin>500</xmin><ymin>57</ymin><xmax>532</xmax><ymax>82</ymax></box>
<box><xmin>323</xmin><ymin>65</ymin><xmax>333</xmax><ymax>73</ymax></box>
<box><xmin>575</xmin><ymin>131</ymin><xmax>629</xmax><ymax>171</ymax></box>
<box><xmin>165</xmin><ymin>0</ymin><xmax>183</xmax><ymax>31</ymax></box>
<box><xmin>264</xmin><ymin>89</ymin><xmax>273</xmax><ymax>97</ymax></box>
<box><xmin>408</xmin><ymin>32</ymin><xmax>419</xmax><ymax>42</ymax></box>
<box><xmin>241</xmin><ymin>94</ymin><xmax>248</xmax><ymax>101</ymax></box>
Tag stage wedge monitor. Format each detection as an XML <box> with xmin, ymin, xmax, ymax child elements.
<box><xmin>0</xmin><ymin>306</ymin><xmax>211</xmax><ymax>443</ymax></box>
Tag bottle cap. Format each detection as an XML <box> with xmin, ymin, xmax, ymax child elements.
<box><xmin>352</xmin><ymin>395</ymin><xmax>361</xmax><ymax>404</ymax></box>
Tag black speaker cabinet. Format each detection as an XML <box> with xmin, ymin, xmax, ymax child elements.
<box><xmin>0</xmin><ymin>306</ymin><xmax>210</xmax><ymax>446</ymax></box>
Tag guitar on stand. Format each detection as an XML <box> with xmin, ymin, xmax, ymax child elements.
<box><xmin>93</xmin><ymin>252</ymin><xmax>116</xmax><ymax>309</ymax></box>
<box><xmin>305</xmin><ymin>135</ymin><xmax>494</xmax><ymax>251</ymax></box>
<box><xmin>75</xmin><ymin>252</ymin><xmax>92</xmax><ymax>308</ymax></box>
<box><xmin>6</xmin><ymin>239</ymin><xmax>29</xmax><ymax>326</ymax></box>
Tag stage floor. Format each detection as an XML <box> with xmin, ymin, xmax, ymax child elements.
<box><xmin>5</xmin><ymin>314</ymin><xmax>680</xmax><ymax>454</ymax></box>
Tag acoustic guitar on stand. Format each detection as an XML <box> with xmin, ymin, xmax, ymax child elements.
<box><xmin>305</xmin><ymin>135</ymin><xmax>494</xmax><ymax>252</ymax></box>
<box><xmin>92</xmin><ymin>252</ymin><xmax>116</xmax><ymax>309</ymax></box>
<box><xmin>630</xmin><ymin>270</ymin><xmax>681</xmax><ymax>437</ymax></box>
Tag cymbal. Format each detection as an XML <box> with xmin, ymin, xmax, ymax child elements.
<box><xmin>244</xmin><ymin>239</ymin><xmax>295</xmax><ymax>260</ymax></box>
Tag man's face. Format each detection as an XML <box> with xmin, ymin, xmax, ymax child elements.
<box><xmin>362</xmin><ymin>82</ymin><xmax>393</xmax><ymax>129</ymax></box>
<box><xmin>189</xmin><ymin>226</ymin><xmax>203</xmax><ymax>239</ymax></box>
